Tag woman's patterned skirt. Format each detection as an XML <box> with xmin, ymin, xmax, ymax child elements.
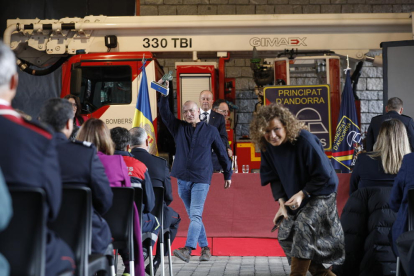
<box><xmin>278</xmin><ymin>193</ymin><xmax>345</xmax><ymax>265</ymax></box>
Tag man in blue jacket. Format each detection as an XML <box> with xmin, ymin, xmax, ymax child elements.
<box><xmin>158</xmin><ymin>93</ymin><xmax>232</xmax><ymax>263</ymax></box>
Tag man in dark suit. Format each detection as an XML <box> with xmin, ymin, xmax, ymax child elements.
<box><xmin>199</xmin><ymin>90</ymin><xmax>232</xmax><ymax>171</ymax></box>
<box><xmin>213</xmin><ymin>99</ymin><xmax>233</xmax><ymax>156</ymax></box>
<box><xmin>0</xmin><ymin>42</ymin><xmax>75</xmax><ymax>275</ymax></box>
<box><xmin>366</xmin><ymin>97</ymin><xmax>414</xmax><ymax>151</ymax></box>
<box><xmin>109</xmin><ymin>127</ymin><xmax>159</xmax><ymax>266</ymax></box>
<box><xmin>130</xmin><ymin>126</ymin><xmax>181</xmax><ymax>274</ymax></box>
<box><xmin>38</xmin><ymin>98</ymin><xmax>113</xmax><ymax>255</ymax></box>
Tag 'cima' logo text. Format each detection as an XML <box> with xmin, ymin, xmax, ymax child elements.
<box><xmin>250</xmin><ymin>37</ymin><xmax>307</xmax><ymax>47</ymax></box>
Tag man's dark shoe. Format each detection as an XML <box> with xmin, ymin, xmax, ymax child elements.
<box><xmin>143</xmin><ymin>248</ymin><xmax>149</xmax><ymax>261</ymax></box>
<box><xmin>173</xmin><ymin>247</ymin><xmax>191</xmax><ymax>263</ymax></box>
<box><xmin>199</xmin><ymin>246</ymin><xmax>211</xmax><ymax>261</ymax></box>
<box><xmin>145</xmin><ymin>257</ymin><xmax>160</xmax><ymax>275</ymax></box>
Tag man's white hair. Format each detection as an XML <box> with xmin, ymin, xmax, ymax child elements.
<box><xmin>0</xmin><ymin>41</ymin><xmax>17</xmax><ymax>92</ymax></box>
<box><xmin>130</xmin><ymin>127</ymin><xmax>148</xmax><ymax>146</ymax></box>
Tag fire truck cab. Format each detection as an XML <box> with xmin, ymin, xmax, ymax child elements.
<box><xmin>4</xmin><ymin>13</ymin><xmax>414</xmax><ymax>162</ymax></box>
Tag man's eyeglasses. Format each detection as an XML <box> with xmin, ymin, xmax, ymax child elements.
<box><xmin>217</xmin><ymin>109</ymin><xmax>229</xmax><ymax>114</ymax></box>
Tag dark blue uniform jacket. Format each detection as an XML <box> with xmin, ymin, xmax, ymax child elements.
<box><xmin>366</xmin><ymin>111</ymin><xmax>414</xmax><ymax>151</ymax></box>
<box><xmin>131</xmin><ymin>148</ymin><xmax>179</xmax><ymax>224</ymax></box>
<box><xmin>0</xmin><ymin>107</ymin><xmax>74</xmax><ymax>275</ymax></box>
<box><xmin>55</xmin><ymin>132</ymin><xmax>113</xmax><ymax>254</ymax></box>
<box><xmin>350</xmin><ymin>153</ymin><xmax>396</xmax><ymax>195</ymax></box>
<box><xmin>389</xmin><ymin>152</ymin><xmax>414</xmax><ymax>256</ymax></box>
<box><xmin>131</xmin><ymin>147</ymin><xmax>181</xmax><ymax>247</ymax></box>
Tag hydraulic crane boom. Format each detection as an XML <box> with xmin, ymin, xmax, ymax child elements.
<box><xmin>4</xmin><ymin>13</ymin><xmax>413</xmax><ymax>67</ymax></box>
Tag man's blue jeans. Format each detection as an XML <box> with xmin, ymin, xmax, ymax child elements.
<box><xmin>177</xmin><ymin>179</ymin><xmax>210</xmax><ymax>249</ymax></box>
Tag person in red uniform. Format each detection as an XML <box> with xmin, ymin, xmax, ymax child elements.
<box><xmin>0</xmin><ymin>41</ymin><xmax>75</xmax><ymax>275</ymax></box>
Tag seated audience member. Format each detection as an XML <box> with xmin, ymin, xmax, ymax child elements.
<box><xmin>0</xmin><ymin>169</ymin><xmax>12</xmax><ymax>276</ymax></box>
<box><xmin>38</xmin><ymin>99</ymin><xmax>113</xmax><ymax>255</ymax></box>
<box><xmin>63</xmin><ymin>94</ymin><xmax>88</xmax><ymax>140</ymax></box>
<box><xmin>390</xmin><ymin>140</ymin><xmax>414</xmax><ymax>257</ymax></box>
<box><xmin>0</xmin><ymin>42</ymin><xmax>75</xmax><ymax>275</ymax></box>
<box><xmin>350</xmin><ymin>119</ymin><xmax>411</xmax><ymax>195</ymax></box>
<box><xmin>130</xmin><ymin>127</ymin><xmax>181</xmax><ymax>274</ymax></box>
<box><xmin>366</xmin><ymin>97</ymin><xmax>414</xmax><ymax>151</ymax></box>
<box><xmin>77</xmin><ymin>118</ymin><xmax>130</xmax><ymax>187</ymax></box>
<box><xmin>334</xmin><ymin>119</ymin><xmax>410</xmax><ymax>276</ymax></box>
<box><xmin>110</xmin><ymin>126</ymin><xmax>160</xmax><ymax>276</ymax></box>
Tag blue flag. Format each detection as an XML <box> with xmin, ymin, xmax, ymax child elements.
<box><xmin>132</xmin><ymin>58</ymin><xmax>158</xmax><ymax>155</ymax></box>
<box><xmin>331</xmin><ymin>70</ymin><xmax>361</xmax><ymax>172</ymax></box>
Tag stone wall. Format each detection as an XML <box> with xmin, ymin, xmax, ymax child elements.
<box><xmin>141</xmin><ymin>0</ymin><xmax>414</xmax><ymax>15</ymax></box>
<box><xmin>145</xmin><ymin>1</ymin><xmax>413</xmax><ymax>140</ymax></box>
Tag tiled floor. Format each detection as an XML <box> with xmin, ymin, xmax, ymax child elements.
<box><xmin>116</xmin><ymin>256</ymin><xmax>296</xmax><ymax>276</ymax></box>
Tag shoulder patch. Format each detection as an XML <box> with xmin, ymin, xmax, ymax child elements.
<box><xmin>22</xmin><ymin>116</ymin><xmax>53</xmax><ymax>132</ymax></box>
<box><xmin>83</xmin><ymin>141</ymin><xmax>93</xmax><ymax>147</ymax></box>
<box><xmin>72</xmin><ymin>140</ymin><xmax>93</xmax><ymax>147</ymax></box>
<box><xmin>2</xmin><ymin>113</ymin><xmax>53</xmax><ymax>139</ymax></box>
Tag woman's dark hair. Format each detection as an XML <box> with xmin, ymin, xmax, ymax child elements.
<box><xmin>63</xmin><ymin>94</ymin><xmax>84</xmax><ymax>125</ymax></box>
<box><xmin>38</xmin><ymin>98</ymin><xmax>73</xmax><ymax>132</ymax></box>
<box><xmin>110</xmin><ymin>127</ymin><xmax>131</xmax><ymax>151</ymax></box>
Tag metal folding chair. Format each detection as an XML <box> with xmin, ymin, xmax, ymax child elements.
<box><xmin>49</xmin><ymin>186</ymin><xmax>111</xmax><ymax>276</ymax></box>
<box><xmin>143</xmin><ymin>186</ymin><xmax>164</xmax><ymax>276</ymax></box>
<box><xmin>103</xmin><ymin>187</ymin><xmax>135</xmax><ymax>276</ymax></box>
<box><xmin>0</xmin><ymin>187</ymin><xmax>46</xmax><ymax>276</ymax></box>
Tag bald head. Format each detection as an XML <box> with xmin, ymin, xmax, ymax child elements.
<box><xmin>182</xmin><ymin>101</ymin><xmax>200</xmax><ymax>126</ymax></box>
<box><xmin>199</xmin><ymin>90</ymin><xmax>214</xmax><ymax>112</ymax></box>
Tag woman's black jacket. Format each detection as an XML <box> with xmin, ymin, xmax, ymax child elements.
<box><xmin>334</xmin><ymin>186</ymin><xmax>397</xmax><ymax>276</ymax></box>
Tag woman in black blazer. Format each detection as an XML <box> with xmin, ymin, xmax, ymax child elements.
<box><xmin>350</xmin><ymin>119</ymin><xmax>411</xmax><ymax>194</ymax></box>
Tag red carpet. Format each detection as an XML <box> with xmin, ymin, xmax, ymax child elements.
<box><xmin>166</xmin><ymin>173</ymin><xmax>350</xmax><ymax>256</ymax></box>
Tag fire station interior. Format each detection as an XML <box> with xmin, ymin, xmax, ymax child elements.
<box><xmin>2</xmin><ymin>3</ymin><xmax>414</xmax><ymax>276</ymax></box>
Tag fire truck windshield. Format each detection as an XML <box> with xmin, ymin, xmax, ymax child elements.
<box><xmin>77</xmin><ymin>65</ymin><xmax>132</xmax><ymax>114</ymax></box>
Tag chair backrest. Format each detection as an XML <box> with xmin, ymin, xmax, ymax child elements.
<box><xmin>49</xmin><ymin>186</ymin><xmax>92</xmax><ymax>276</ymax></box>
<box><xmin>133</xmin><ymin>186</ymin><xmax>143</xmax><ymax>228</ymax></box>
<box><xmin>103</xmin><ymin>187</ymin><xmax>134</xmax><ymax>253</ymax></box>
<box><xmin>408</xmin><ymin>188</ymin><xmax>414</xmax><ymax>231</ymax></box>
<box><xmin>152</xmin><ymin>186</ymin><xmax>165</xmax><ymax>242</ymax></box>
<box><xmin>0</xmin><ymin>187</ymin><xmax>46</xmax><ymax>276</ymax></box>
